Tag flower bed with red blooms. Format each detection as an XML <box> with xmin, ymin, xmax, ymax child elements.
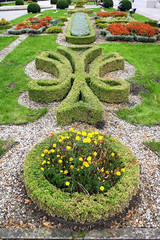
<box><xmin>97</xmin><ymin>11</ymin><xmax>127</xmax><ymax>18</ymax></box>
<box><xmin>16</xmin><ymin>22</ymin><xmax>30</xmax><ymax>30</ymax></box>
<box><xmin>31</xmin><ymin>22</ymin><xmax>49</xmax><ymax>30</ymax></box>
<box><xmin>107</xmin><ymin>22</ymin><xmax>159</xmax><ymax>37</ymax></box>
<box><xmin>26</xmin><ymin>16</ymin><xmax>53</xmax><ymax>22</ymax></box>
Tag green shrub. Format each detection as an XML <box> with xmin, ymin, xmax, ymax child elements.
<box><xmin>32</xmin><ymin>0</ymin><xmax>37</xmax><ymax>2</ymax></box>
<box><xmin>58</xmin><ymin>16</ymin><xmax>68</xmax><ymax>22</ymax></box>
<box><xmin>67</xmin><ymin>8</ymin><xmax>93</xmax><ymax>14</ymax></box>
<box><xmin>46</xmin><ymin>26</ymin><xmax>63</xmax><ymax>33</ymax></box>
<box><xmin>96</xmin><ymin>22</ymin><xmax>108</xmax><ymax>29</ymax></box>
<box><xmin>102</xmin><ymin>0</ymin><xmax>113</xmax><ymax>8</ymax></box>
<box><xmin>15</xmin><ymin>0</ymin><xmax>24</xmax><ymax>5</ymax></box>
<box><xmin>57</xmin><ymin>22</ymin><xmax>65</xmax><ymax>26</ymax></box>
<box><xmin>56</xmin><ymin>0</ymin><xmax>69</xmax><ymax>9</ymax></box>
<box><xmin>118</xmin><ymin>0</ymin><xmax>132</xmax><ymax>11</ymax></box>
<box><xmin>27</xmin><ymin>3</ymin><xmax>41</xmax><ymax>13</ymax></box>
<box><xmin>50</xmin><ymin>0</ymin><xmax>58</xmax><ymax>4</ymax></box>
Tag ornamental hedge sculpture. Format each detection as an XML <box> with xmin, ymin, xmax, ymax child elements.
<box><xmin>28</xmin><ymin>46</ymin><xmax>130</xmax><ymax>125</ymax></box>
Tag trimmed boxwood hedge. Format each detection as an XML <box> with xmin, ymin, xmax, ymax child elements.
<box><xmin>28</xmin><ymin>46</ymin><xmax>130</xmax><ymax>125</ymax></box>
<box><xmin>24</xmin><ymin>131</ymin><xmax>140</xmax><ymax>224</ymax></box>
<box><xmin>65</xmin><ymin>13</ymin><xmax>96</xmax><ymax>44</ymax></box>
<box><xmin>67</xmin><ymin>8</ymin><xmax>94</xmax><ymax>14</ymax></box>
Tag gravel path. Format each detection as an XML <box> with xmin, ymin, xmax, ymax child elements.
<box><xmin>0</xmin><ymin>16</ymin><xmax>159</xmax><ymax>230</ymax></box>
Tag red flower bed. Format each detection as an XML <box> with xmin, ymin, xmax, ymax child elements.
<box><xmin>16</xmin><ymin>22</ymin><xmax>30</xmax><ymax>30</ymax></box>
<box><xmin>40</xmin><ymin>16</ymin><xmax>53</xmax><ymax>22</ymax></box>
<box><xmin>31</xmin><ymin>22</ymin><xmax>49</xmax><ymax>30</ymax></box>
<box><xmin>26</xmin><ymin>16</ymin><xmax>53</xmax><ymax>22</ymax></box>
<box><xmin>26</xmin><ymin>17</ymin><xmax>39</xmax><ymax>21</ymax></box>
<box><xmin>97</xmin><ymin>11</ymin><xmax>127</xmax><ymax>18</ymax></box>
<box><xmin>107</xmin><ymin>22</ymin><xmax>159</xmax><ymax>37</ymax></box>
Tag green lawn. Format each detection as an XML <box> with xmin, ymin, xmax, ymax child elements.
<box><xmin>0</xmin><ymin>35</ymin><xmax>59</xmax><ymax>125</ymax></box>
<box><xmin>0</xmin><ymin>36</ymin><xmax>18</xmax><ymax>51</ymax></box>
<box><xmin>100</xmin><ymin>43</ymin><xmax>160</xmax><ymax>125</ymax></box>
<box><xmin>144</xmin><ymin>141</ymin><xmax>160</xmax><ymax>155</ymax></box>
<box><xmin>0</xmin><ymin>139</ymin><xmax>14</xmax><ymax>157</ymax></box>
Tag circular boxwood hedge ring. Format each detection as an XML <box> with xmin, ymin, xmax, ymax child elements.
<box><xmin>24</xmin><ymin>131</ymin><xmax>140</xmax><ymax>224</ymax></box>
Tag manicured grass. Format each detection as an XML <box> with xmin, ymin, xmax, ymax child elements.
<box><xmin>0</xmin><ymin>35</ymin><xmax>59</xmax><ymax>125</ymax></box>
<box><xmin>132</xmin><ymin>13</ymin><xmax>151</xmax><ymax>22</ymax></box>
<box><xmin>11</xmin><ymin>13</ymin><xmax>37</xmax><ymax>26</ymax></box>
<box><xmin>0</xmin><ymin>29</ymin><xmax>7</xmax><ymax>34</ymax></box>
<box><xmin>0</xmin><ymin>139</ymin><xmax>14</xmax><ymax>157</ymax></box>
<box><xmin>100</xmin><ymin>43</ymin><xmax>160</xmax><ymax>125</ymax></box>
<box><xmin>0</xmin><ymin>36</ymin><xmax>18</xmax><ymax>50</ymax></box>
<box><xmin>37</xmin><ymin>9</ymin><xmax>71</xmax><ymax>19</ymax></box>
<box><xmin>144</xmin><ymin>141</ymin><xmax>160</xmax><ymax>155</ymax></box>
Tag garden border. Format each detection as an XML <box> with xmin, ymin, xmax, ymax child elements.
<box><xmin>65</xmin><ymin>13</ymin><xmax>96</xmax><ymax>44</ymax></box>
<box><xmin>24</xmin><ymin>131</ymin><xmax>140</xmax><ymax>224</ymax></box>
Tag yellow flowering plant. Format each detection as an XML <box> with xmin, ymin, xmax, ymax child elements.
<box><xmin>40</xmin><ymin>129</ymin><xmax>125</xmax><ymax>194</ymax></box>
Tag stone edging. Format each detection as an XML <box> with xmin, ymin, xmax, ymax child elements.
<box><xmin>0</xmin><ymin>228</ymin><xmax>159</xmax><ymax>239</ymax></box>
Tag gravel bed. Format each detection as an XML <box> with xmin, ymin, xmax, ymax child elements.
<box><xmin>0</xmin><ymin>14</ymin><xmax>159</xmax><ymax>230</ymax></box>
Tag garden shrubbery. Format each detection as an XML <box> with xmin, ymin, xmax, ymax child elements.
<box><xmin>118</xmin><ymin>0</ymin><xmax>132</xmax><ymax>11</ymax></box>
<box><xmin>27</xmin><ymin>3</ymin><xmax>41</xmax><ymax>13</ymax></box>
<box><xmin>56</xmin><ymin>0</ymin><xmax>69</xmax><ymax>9</ymax></box>
<box><xmin>102</xmin><ymin>0</ymin><xmax>113</xmax><ymax>8</ymax></box>
<box><xmin>50</xmin><ymin>0</ymin><xmax>58</xmax><ymax>4</ymax></box>
<box><xmin>15</xmin><ymin>0</ymin><xmax>24</xmax><ymax>5</ymax></box>
<box><xmin>96</xmin><ymin>11</ymin><xmax>127</xmax><ymax>18</ymax></box>
<box><xmin>46</xmin><ymin>26</ymin><xmax>63</xmax><ymax>33</ymax></box>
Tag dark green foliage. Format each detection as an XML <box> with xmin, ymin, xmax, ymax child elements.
<box><xmin>102</xmin><ymin>0</ymin><xmax>113</xmax><ymax>8</ymax></box>
<box><xmin>27</xmin><ymin>3</ymin><xmax>41</xmax><ymax>13</ymax></box>
<box><xmin>15</xmin><ymin>0</ymin><xmax>24</xmax><ymax>5</ymax></box>
<box><xmin>56</xmin><ymin>0</ymin><xmax>69</xmax><ymax>9</ymax></box>
<box><xmin>24</xmin><ymin>132</ymin><xmax>140</xmax><ymax>223</ymax></box>
<box><xmin>32</xmin><ymin>0</ymin><xmax>38</xmax><ymax>2</ymax></box>
<box><xmin>118</xmin><ymin>0</ymin><xmax>132</xmax><ymax>11</ymax></box>
<box><xmin>50</xmin><ymin>0</ymin><xmax>58</xmax><ymax>4</ymax></box>
<box><xmin>66</xmin><ymin>13</ymin><xmax>96</xmax><ymax>44</ymax></box>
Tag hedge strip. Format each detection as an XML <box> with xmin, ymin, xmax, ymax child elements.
<box><xmin>65</xmin><ymin>13</ymin><xmax>96</xmax><ymax>44</ymax></box>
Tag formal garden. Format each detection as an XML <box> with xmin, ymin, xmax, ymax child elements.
<box><xmin>0</xmin><ymin>0</ymin><xmax>160</xmax><ymax>233</ymax></box>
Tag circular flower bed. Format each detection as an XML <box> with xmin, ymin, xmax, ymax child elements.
<box><xmin>24</xmin><ymin>130</ymin><xmax>140</xmax><ymax>224</ymax></box>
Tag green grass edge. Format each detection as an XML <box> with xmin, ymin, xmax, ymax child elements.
<box><xmin>24</xmin><ymin>131</ymin><xmax>140</xmax><ymax>224</ymax></box>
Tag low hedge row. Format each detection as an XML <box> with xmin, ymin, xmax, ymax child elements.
<box><xmin>28</xmin><ymin>45</ymin><xmax>130</xmax><ymax>125</ymax></box>
<box><xmin>0</xmin><ymin>23</ymin><xmax>12</xmax><ymax>30</ymax></box>
<box><xmin>65</xmin><ymin>13</ymin><xmax>96</xmax><ymax>44</ymax></box>
<box><xmin>100</xmin><ymin>29</ymin><xmax>160</xmax><ymax>43</ymax></box>
<box><xmin>24</xmin><ymin>131</ymin><xmax>140</xmax><ymax>224</ymax></box>
<box><xmin>67</xmin><ymin>8</ymin><xmax>94</xmax><ymax>14</ymax></box>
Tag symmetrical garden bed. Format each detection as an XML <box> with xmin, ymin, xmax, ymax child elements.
<box><xmin>28</xmin><ymin>46</ymin><xmax>130</xmax><ymax>125</ymax></box>
<box><xmin>65</xmin><ymin>13</ymin><xmax>96</xmax><ymax>44</ymax></box>
<box><xmin>24</xmin><ymin>130</ymin><xmax>140</xmax><ymax>224</ymax></box>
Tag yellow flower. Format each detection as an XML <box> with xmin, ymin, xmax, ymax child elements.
<box><xmin>47</xmin><ymin>161</ymin><xmax>50</xmax><ymax>164</ymax></box>
<box><xmin>121</xmin><ymin>168</ymin><xmax>125</xmax><ymax>173</ymax></box>
<box><xmin>87</xmin><ymin>156</ymin><xmax>92</xmax><ymax>161</ymax></box>
<box><xmin>69</xmin><ymin>157</ymin><xmax>73</xmax><ymax>161</ymax></box>
<box><xmin>94</xmin><ymin>140</ymin><xmax>97</xmax><ymax>145</ymax></box>
<box><xmin>83</xmin><ymin>138</ymin><xmax>88</xmax><ymax>143</ymax></box>
<box><xmin>58</xmin><ymin>160</ymin><xmax>63</xmax><ymax>164</ymax></box>
<box><xmin>118</xmin><ymin>154</ymin><xmax>120</xmax><ymax>157</ymax></box>
<box><xmin>44</xmin><ymin>149</ymin><xmax>48</xmax><ymax>154</ymax></box>
<box><xmin>42</xmin><ymin>160</ymin><xmax>46</xmax><ymax>165</ymax></box>
<box><xmin>98</xmin><ymin>136</ymin><xmax>103</xmax><ymax>141</ymax></box>
<box><xmin>60</xmin><ymin>170</ymin><xmax>63</xmax><ymax>173</ymax></box>
<box><xmin>69</xmin><ymin>128</ymin><xmax>74</xmax><ymax>133</ymax></box>
<box><xmin>88</xmin><ymin>133</ymin><xmax>93</xmax><ymax>138</ymax></box>
<box><xmin>81</xmin><ymin>166</ymin><xmax>84</xmax><ymax>169</ymax></box>
<box><xmin>52</xmin><ymin>165</ymin><xmax>54</xmax><ymax>167</ymax></box>
<box><xmin>94</xmin><ymin>131</ymin><xmax>99</xmax><ymax>135</ymax></box>
<box><xmin>116</xmin><ymin>171</ymin><xmax>121</xmax><ymax>176</ymax></box>
<box><xmin>57</xmin><ymin>155</ymin><xmax>60</xmax><ymax>158</ymax></box>
<box><xmin>48</xmin><ymin>158</ymin><xmax>50</xmax><ymax>160</ymax></box>
<box><xmin>75</xmin><ymin>136</ymin><xmax>80</xmax><ymax>141</ymax></box>
<box><xmin>41</xmin><ymin>167</ymin><xmax>44</xmax><ymax>171</ymax></box>
<box><xmin>53</xmin><ymin>143</ymin><xmax>56</xmax><ymax>148</ymax></box>
<box><xmin>83</xmin><ymin>161</ymin><xmax>89</xmax><ymax>168</ymax></box>
<box><xmin>77</xmin><ymin>168</ymin><xmax>80</xmax><ymax>172</ymax></box>
<box><xmin>66</xmin><ymin>146</ymin><xmax>71</xmax><ymax>150</ymax></box>
<box><xmin>51</xmin><ymin>132</ymin><xmax>54</xmax><ymax>135</ymax></box>
<box><xmin>113</xmin><ymin>138</ymin><xmax>116</xmax><ymax>142</ymax></box>
<box><xmin>70</xmin><ymin>165</ymin><xmax>74</xmax><ymax>169</ymax></box>
<box><xmin>100</xmin><ymin>186</ymin><xmax>104</xmax><ymax>191</ymax></box>
<box><xmin>77</xmin><ymin>131</ymin><xmax>81</xmax><ymax>135</ymax></box>
<box><xmin>66</xmin><ymin>136</ymin><xmax>70</xmax><ymax>139</ymax></box>
<box><xmin>111</xmin><ymin>153</ymin><xmax>115</xmax><ymax>157</ymax></box>
<box><xmin>79</xmin><ymin>157</ymin><xmax>83</xmax><ymax>161</ymax></box>
<box><xmin>93</xmin><ymin>152</ymin><xmax>97</xmax><ymax>156</ymax></box>
<box><xmin>86</xmin><ymin>137</ymin><xmax>91</xmax><ymax>143</ymax></box>
<box><xmin>98</xmin><ymin>177</ymin><xmax>101</xmax><ymax>181</ymax></box>
<box><xmin>82</xmin><ymin>131</ymin><xmax>87</xmax><ymax>136</ymax></box>
<box><xmin>59</xmin><ymin>139</ymin><xmax>63</xmax><ymax>143</ymax></box>
<box><xmin>41</xmin><ymin>154</ymin><xmax>44</xmax><ymax>157</ymax></box>
<box><xmin>105</xmin><ymin>171</ymin><xmax>109</xmax><ymax>175</ymax></box>
<box><xmin>51</xmin><ymin>149</ymin><xmax>55</xmax><ymax>153</ymax></box>
<box><xmin>101</xmin><ymin>168</ymin><xmax>104</xmax><ymax>173</ymax></box>
<box><xmin>64</xmin><ymin>170</ymin><xmax>68</xmax><ymax>174</ymax></box>
<box><xmin>65</xmin><ymin>181</ymin><xmax>70</xmax><ymax>186</ymax></box>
